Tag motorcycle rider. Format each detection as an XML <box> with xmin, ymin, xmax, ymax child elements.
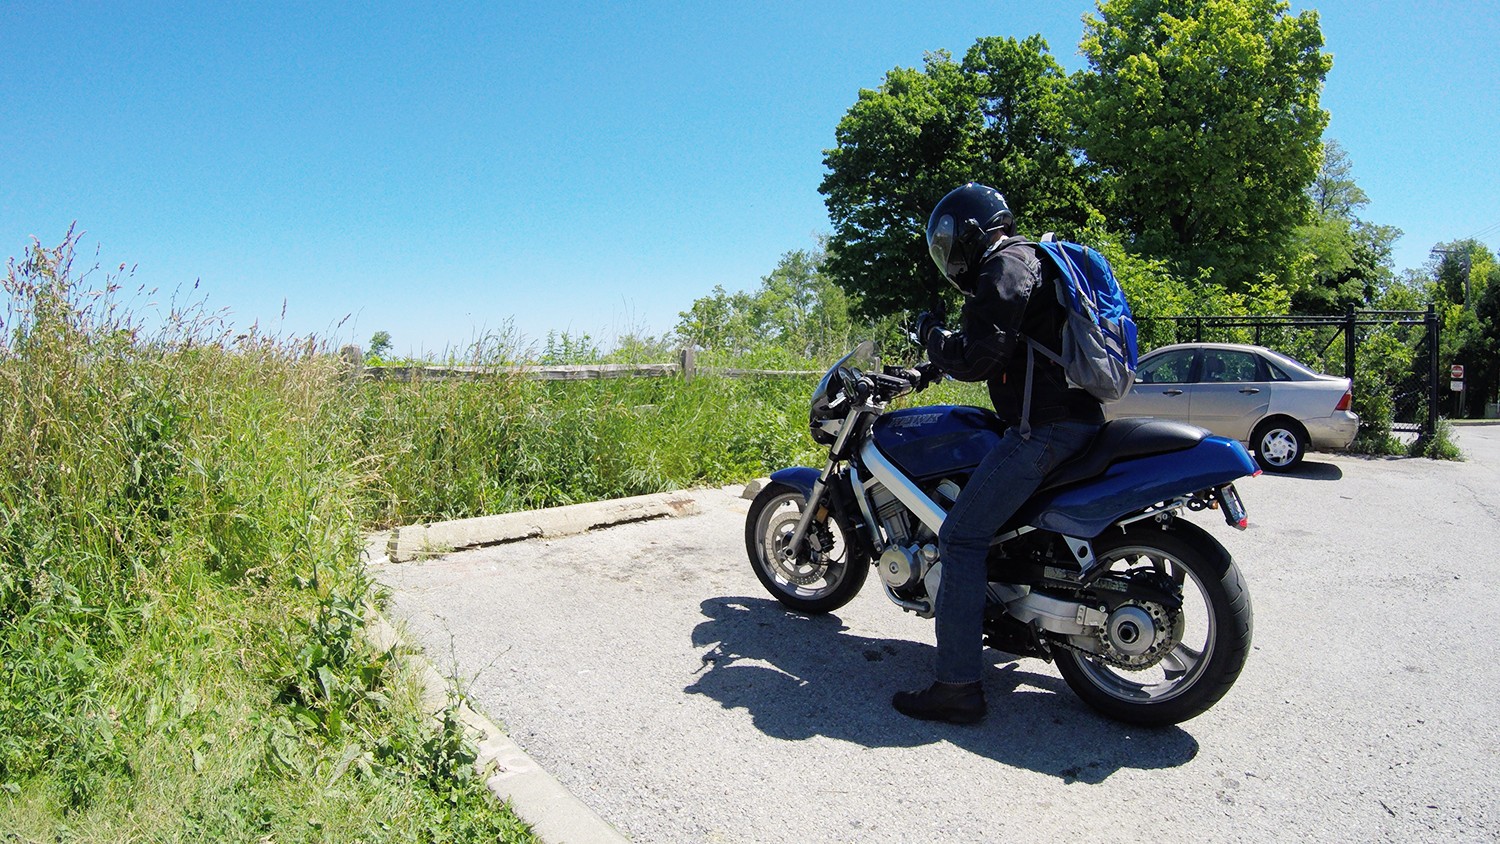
<box><xmin>895</xmin><ymin>183</ymin><xmax>1104</xmax><ymax>724</ymax></box>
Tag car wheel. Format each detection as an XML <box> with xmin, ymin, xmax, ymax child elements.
<box><xmin>1251</xmin><ymin>419</ymin><xmax>1306</xmax><ymax>472</ymax></box>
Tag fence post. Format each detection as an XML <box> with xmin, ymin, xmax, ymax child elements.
<box><xmin>1425</xmin><ymin>303</ymin><xmax>1440</xmax><ymax>442</ymax></box>
<box><xmin>339</xmin><ymin>344</ymin><xmax>364</xmax><ymax>382</ymax></box>
<box><xmin>679</xmin><ymin>346</ymin><xmax>696</xmax><ymax>384</ymax></box>
<box><xmin>1344</xmin><ymin>304</ymin><xmax>1357</xmax><ymax>383</ymax></box>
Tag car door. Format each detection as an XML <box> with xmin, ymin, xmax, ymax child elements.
<box><xmin>1189</xmin><ymin>348</ymin><xmax>1272</xmax><ymax>441</ymax></box>
<box><xmin>1112</xmin><ymin>347</ymin><xmax>1197</xmax><ymax>422</ymax></box>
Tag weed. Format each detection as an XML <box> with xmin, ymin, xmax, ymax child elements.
<box><xmin>1412</xmin><ymin>418</ymin><xmax>1464</xmax><ymax>461</ymax></box>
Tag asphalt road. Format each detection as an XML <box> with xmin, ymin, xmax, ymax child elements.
<box><xmin>374</xmin><ymin>425</ymin><xmax>1500</xmax><ymax>843</ymax></box>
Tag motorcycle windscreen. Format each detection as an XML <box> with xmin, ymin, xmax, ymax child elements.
<box><xmin>870</xmin><ymin>405</ymin><xmax>1006</xmax><ymax>481</ymax></box>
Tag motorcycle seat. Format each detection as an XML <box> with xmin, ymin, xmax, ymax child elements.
<box><xmin>1040</xmin><ymin>418</ymin><xmax>1207</xmax><ymax>491</ymax></box>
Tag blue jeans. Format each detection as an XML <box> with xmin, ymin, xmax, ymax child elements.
<box><xmin>933</xmin><ymin>419</ymin><xmax>1101</xmax><ymax>684</ymax></box>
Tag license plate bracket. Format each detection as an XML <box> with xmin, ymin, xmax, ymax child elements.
<box><xmin>1215</xmin><ymin>483</ymin><xmax>1249</xmax><ymax>530</ymax></box>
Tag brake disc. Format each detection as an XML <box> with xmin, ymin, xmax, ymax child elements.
<box><xmin>767</xmin><ymin>511</ymin><xmax>831</xmax><ymax>586</ymax></box>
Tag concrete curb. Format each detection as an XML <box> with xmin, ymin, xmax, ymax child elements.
<box><xmin>378</xmin><ymin>491</ymin><xmax>702</xmax><ymax>563</ymax></box>
<box><xmin>363</xmin><ymin>488</ymin><xmax>726</xmax><ymax>842</ymax></box>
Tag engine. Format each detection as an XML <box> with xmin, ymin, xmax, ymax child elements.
<box><xmin>868</xmin><ymin>481</ymin><xmax>941</xmax><ymax>594</ymax></box>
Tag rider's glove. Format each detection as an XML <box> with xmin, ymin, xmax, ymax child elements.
<box><xmin>914</xmin><ymin>311</ymin><xmax>945</xmax><ymax>344</ymax></box>
<box><xmin>889</xmin><ymin>363</ymin><xmax>942</xmax><ymax>392</ymax></box>
<box><xmin>914</xmin><ymin>361</ymin><xmax>942</xmax><ymax>390</ymax></box>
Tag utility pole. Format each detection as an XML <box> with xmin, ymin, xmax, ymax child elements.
<box><xmin>1430</xmin><ymin>246</ymin><xmax>1473</xmax><ymax>308</ymax></box>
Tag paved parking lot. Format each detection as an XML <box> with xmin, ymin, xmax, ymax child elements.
<box><xmin>375</xmin><ymin>425</ymin><xmax>1500</xmax><ymax>843</ymax></box>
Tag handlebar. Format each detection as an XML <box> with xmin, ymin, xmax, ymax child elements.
<box><xmin>835</xmin><ymin>363</ymin><xmax>939</xmax><ymax>409</ymax></box>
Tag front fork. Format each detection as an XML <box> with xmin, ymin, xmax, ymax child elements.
<box><xmin>782</xmin><ymin>403</ymin><xmax>873</xmax><ymax>563</ymax></box>
<box><xmin>780</xmin><ymin>458</ymin><xmax>838</xmax><ymax>564</ymax></box>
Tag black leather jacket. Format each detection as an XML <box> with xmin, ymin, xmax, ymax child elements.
<box><xmin>925</xmin><ymin>236</ymin><xmax>1104</xmax><ymax>428</ymax></box>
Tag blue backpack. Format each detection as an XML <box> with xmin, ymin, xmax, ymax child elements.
<box><xmin>1021</xmin><ymin>237</ymin><xmax>1139</xmax><ymax>421</ymax></box>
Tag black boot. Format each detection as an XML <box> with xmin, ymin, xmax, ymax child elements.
<box><xmin>892</xmin><ymin>680</ymin><xmax>987</xmax><ymax>724</ymax></box>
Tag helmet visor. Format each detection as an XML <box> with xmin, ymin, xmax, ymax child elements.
<box><xmin>928</xmin><ymin>214</ymin><xmax>959</xmax><ymax>280</ymax></box>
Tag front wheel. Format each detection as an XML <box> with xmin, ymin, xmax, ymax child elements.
<box><xmin>745</xmin><ymin>481</ymin><xmax>868</xmax><ymax>614</ymax></box>
<box><xmin>1055</xmin><ymin>521</ymin><xmax>1252</xmax><ymax>726</ymax></box>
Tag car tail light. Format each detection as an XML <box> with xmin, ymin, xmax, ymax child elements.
<box><xmin>1335</xmin><ymin>390</ymin><xmax>1352</xmax><ymax>412</ymax></box>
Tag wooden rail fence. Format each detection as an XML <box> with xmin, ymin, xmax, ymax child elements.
<box><xmin>341</xmin><ymin>346</ymin><xmax>821</xmax><ymax>383</ymax></box>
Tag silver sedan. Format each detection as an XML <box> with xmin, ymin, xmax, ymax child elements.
<box><xmin>1105</xmin><ymin>342</ymin><xmax>1359</xmax><ymax>472</ymax></box>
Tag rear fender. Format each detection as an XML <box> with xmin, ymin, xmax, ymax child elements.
<box><xmin>1016</xmin><ymin>436</ymin><xmax>1257</xmax><ymax>537</ymax></box>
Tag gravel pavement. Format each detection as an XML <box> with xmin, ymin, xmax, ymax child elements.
<box><xmin>373</xmin><ymin>425</ymin><xmax>1500</xmax><ymax>843</ymax></box>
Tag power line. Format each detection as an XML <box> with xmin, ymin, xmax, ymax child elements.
<box><xmin>1465</xmin><ymin>220</ymin><xmax>1500</xmax><ymax>241</ymax></box>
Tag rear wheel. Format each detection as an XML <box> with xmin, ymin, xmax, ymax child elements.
<box><xmin>1055</xmin><ymin>522</ymin><xmax>1252</xmax><ymax>726</ymax></box>
<box><xmin>744</xmin><ymin>482</ymin><xmax>868</xmax><ymax>614</ymax></box>
<box><xmin>1251</xmin><ymin>418</ymin><xmax>1306</xmax><ymax>472</ymax></box>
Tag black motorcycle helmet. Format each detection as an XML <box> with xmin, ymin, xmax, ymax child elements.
<box><xmin>925</xmin><ymin>183</ymin><xmax>1014</xmax><ymax>294</ymax></box>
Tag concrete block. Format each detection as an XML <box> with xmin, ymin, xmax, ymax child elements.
<box><xmin>388</xmin><ymin>491</ymin><xmax>701</xmax><ymax>562</ymax></box>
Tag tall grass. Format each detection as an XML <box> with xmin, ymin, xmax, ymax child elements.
<box><xmin>1</xmin><ymin>233</ymin><xmax>532</xmax><ymax>841</ymax></box>
<box><xmin>356</xmin><ymin>370</ymin><xmax>828</xmax><ymax>527</ymax></box>
<box><xmin>352</xmin><ymin>339</ymin><xmax>997</xmax><ymax>529</ymax></box>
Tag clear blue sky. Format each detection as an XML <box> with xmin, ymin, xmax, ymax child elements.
<box><xmin>4</xmin><ymin>1</ymin><xmax>1497</xmax><ymax>357</ymax></box>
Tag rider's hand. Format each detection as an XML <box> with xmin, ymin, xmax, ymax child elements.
<box><xmin>914</xmin><ymin>362</ymin><xmax>942</xmax><ymax>390</ymax></box>
<box><xmin>887</xmin><ymin>363</ymin><xmax>941</xmax><ymax>392</ymax></box>
<box><xmin>914</xmin><ymin>311</ymin><xmax>944</xmax><ymax>344</ymax></box>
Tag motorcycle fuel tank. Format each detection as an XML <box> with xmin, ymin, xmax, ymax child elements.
<box><xmin>870</xmin><ymin>405</ymin><xmax>1005</xmax><ymax>481</ymax></box>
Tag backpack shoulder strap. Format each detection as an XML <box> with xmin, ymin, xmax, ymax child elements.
<box><xmin>1016</xmin><ymin>240</ymin><xmax>1070</xmax><ymax>440</ymax></box>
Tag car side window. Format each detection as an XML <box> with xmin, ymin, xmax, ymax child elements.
<box><xmin>1263</xmin><ymin>358</ymin><xmax>1292</xmax><ymax>381</ymax></box>
<box><xmin>1137</xmin><ymin>349</ymin><xmax>1196</xmax><ymax>384</ymax></box>
<box><xmin>1200</xmin><ymin>349</ymin><xmax>1259</xmax><ymax>383</ymax></box>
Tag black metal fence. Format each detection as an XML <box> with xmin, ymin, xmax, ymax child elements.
<box><xmin>1138</xmin><ymin>304</ymin><xmax>1441</xmax><ymax>439</ymax></box>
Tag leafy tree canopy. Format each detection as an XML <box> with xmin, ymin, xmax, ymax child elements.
<box><xmin>1076</xmin><ymin>0</ymin><xmax>1331</xmax><ymax>289</ymax></box>
<box><xmin>675</xmin><ymin>247</ymin><xmax>859</xmax><ymax>363</ymax></box>
<box><xmin>1426</xmin><ymin>240</ymin><xmax>1500</xmax><ymax>412</ymax></box>
<box><xmin>365</xmin><ymin>330</ymin><xmax>392</xmax><ymax>363</ymax></box>
<box><xmin>820</xmin><ymin>37</ymin><xmax>1097</xmax><ymax>319</ymax></box>
<box><xmin>1292</xmin><ymin>140</ymin><xmax>1402</xmax><ymax>313</ymax></box>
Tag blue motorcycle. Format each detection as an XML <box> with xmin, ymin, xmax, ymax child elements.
<box><xmin>745</xmin><ymin>342</ymin><xmax>1256</xmax><ymax>726</ymax></box>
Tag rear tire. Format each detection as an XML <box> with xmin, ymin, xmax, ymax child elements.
<box><xmin>1055</xmin><ymin>521</ymin><xmax>1252</xmax><ymax>726</ymax></box>
<box><xmin>744</xmin><ymin>482</ymin><xmax>868</xmax><ymax>614</ymax></box>
<box><xmin>1251</xmin><ymin>418</ymin><xmax>1306</xmax><ymax>472</ymax></box>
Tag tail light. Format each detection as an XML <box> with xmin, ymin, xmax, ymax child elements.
<box><xmin>1335</xmin><ymin>390</ymin><xmax>1352</xmax><ymax>412</ymax></box>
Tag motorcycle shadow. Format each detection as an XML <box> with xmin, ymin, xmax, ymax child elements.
<box><xmin>685</xmin><ymin>596</ymin><xmax>1198</xmax><ymax>783</ymax></box>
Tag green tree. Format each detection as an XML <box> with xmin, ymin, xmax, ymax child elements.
<box><xmin>675</xmin><ymin>248</ymin><xmax>859</xmax><ymax>362</ymax></box>
<box><xmin>1076</xmin><ymin>0</ymin><xmax>1331</xmax><ymax>289</ymax></box>
<box><xmin>675</xmin><ymin>284</ymin><xmax>759</xmax><ymax>354</ymax></box>
<box><xmin>366</xmin><ymin>330</ymin><xmax>392</xmax><ymax>363</ymax></box>
<box><xmin>819</xmin><ymin>52</ymin><xmax>978</xmax><ymax>320</ymax></box>
<box><xmin>1430</xmin><ymin>240</ymin><xmax>1498</xmax><ymax>415</ymax></box>
<box><xmin>820</xmin><ymin>37</ymin><xmax>1096</xmax><ymax>319</ymax></box>
<box><xmin>962</xmin><ymin>36</ymin><xmax>1102</xmax><ymax>235</ymax></box>
<box><xmin>1291</xmin><ymin>140</ymin><xmax>1402</xmax><ymax>313</ymax></box>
